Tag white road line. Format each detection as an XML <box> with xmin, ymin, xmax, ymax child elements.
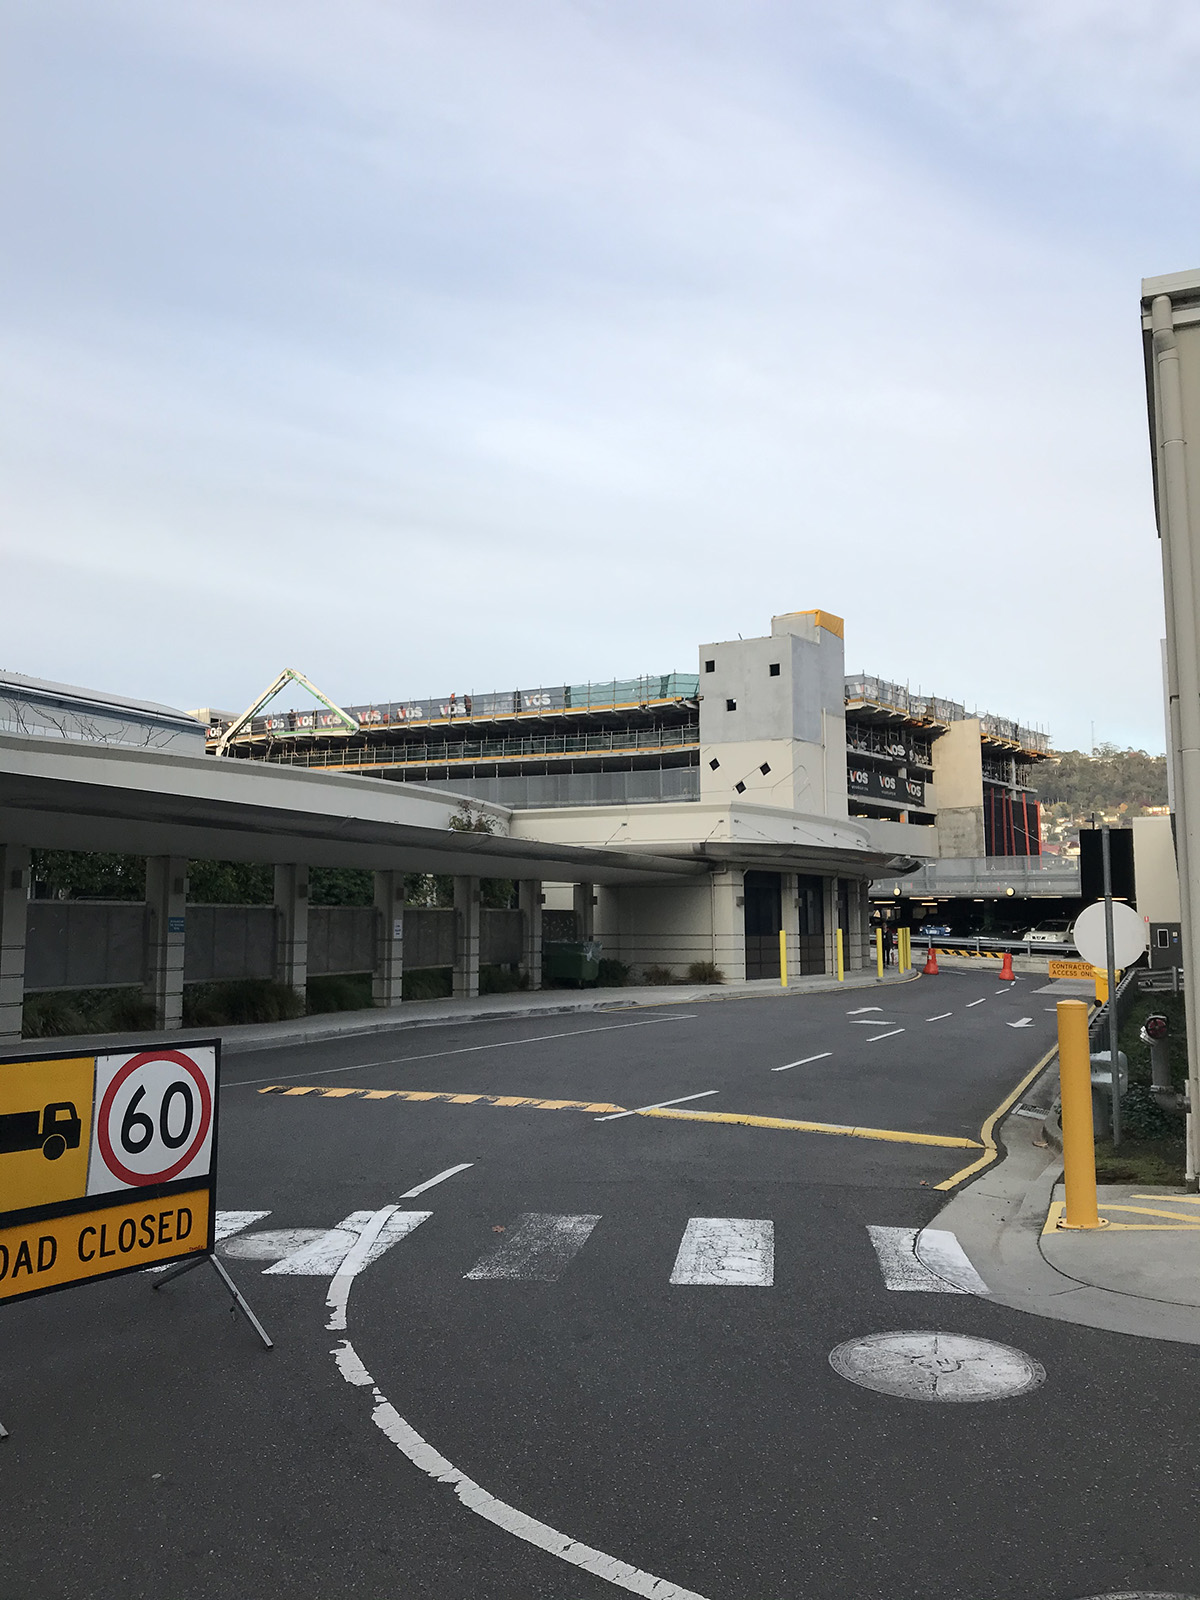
<box><xmin>926</xmin><ymin>1012</ymin><xmax>953</xmax><ymax>1021</ymax></box>
<box><xmin>227</xmin><ymin>1015</ymin><xmax>697</xmax><ymax>1089</ymax></box>
<box><xmin>771</xmin><ymin>1052</ymin><xmax>832</xmax><ymax>1072</ymax></box>
<box><xmin>326</xmin><ymin>1205</ymin><xmax>435</xmax><ymax>1331</ymax></box>
<box><xmin>866</xmin><ymin>1028</ymin><xmax>904</xmax><ymax>1042</ymax></box>
<box><xmin>669</xmin><ymin>1218</ymin><xmax>773</xmax><ymax>1285</ymax></box>
<box><xmin>269</xmin><ymin>1209</ymin><xmax>431</xmax><ymax>1278</ymax></box>
<box><xmin>331</xmin><ymin>1338</ymin><xmax>714</xmax><ymax>1599</ymax></box>
<box><xmin>846</xmin><ymin>1006</ymin><xmax>884</xmax><ymax>1015</ymax></box>
<box><xmin>966</xmin><ymin>999</ymin><xmax>987</xmax><ymax>1007</ymax></box>
<box><xmin>867</xmin><ymin>1226</ymin><xmax>988</xmax><ymax>1293</ymax></box>
<box><xmin>594</xmin><ymin>1089</ymin><xmax>719</xmax><ymax>1122</ymax></box>
<box><xmin>465</xmin><ymin>1213</ymin><xmax>600</xmax><ymax>1282</ymax></box>
<box><xmin>849</xmin><ymin>1019</ymin><xmax>901</xmax><ymax>1025</ymax></box>
<box><xmin>400</xmin><ymin>1163</ymin><xmax>474</xmax><ymax>1198</ymax></box>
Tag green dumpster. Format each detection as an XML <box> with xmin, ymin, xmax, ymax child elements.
<box><xmin>543</xmin><ymin>940</ymin><xmax>602</xmax><ymax>987</ymax></box>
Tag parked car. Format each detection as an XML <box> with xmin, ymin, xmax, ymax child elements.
<box><xmin>917</xmin><ymin>923</ymin><xmax>951</xmax><ymax>937</ymax></box>
<box><xmin>1022</xmin><ymin>918</ymin><xmax>1076</xmax><ymax>945</ymax></box>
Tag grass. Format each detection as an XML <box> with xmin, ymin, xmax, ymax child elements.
<box><xmin>1093</xmin><ymin>1136</ymin><xmax>1188</xmax><ymax>1187</ymax></box>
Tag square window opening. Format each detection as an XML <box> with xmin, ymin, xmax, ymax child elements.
<box><xmin>704</xmin><ymin>659</ymin><xmax>716</xmax><ymax>673</ymax></box>
<box><xmin>769</xmin><ymin>662</ymin><xmax>780</xmax><ymax>677</ymax></box>
<box><xmin>726</xmin><ymin>698</ymin><xmax>737</xmax><ymax>711</ymax></box>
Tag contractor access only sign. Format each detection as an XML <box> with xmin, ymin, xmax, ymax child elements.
<box><xmin>0</xmin><ymin>1041</ymin><xmax>219</xmax><ymax>1303</ymax></box>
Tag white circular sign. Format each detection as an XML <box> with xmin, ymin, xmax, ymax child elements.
<box><xmin>829</xmin><ymin>1331</ymin><xmax>1046</xmax><ymax>1402</ymax></box>
<box><xmin>1073</xmin><ymin>901</ymin><xmax>1148</xmax><ymax>971</ymax></box>
<box><xmin>88</xmin><ymin>1046</ymin><xmax>216</xmax><ymax>1195</ymax></box>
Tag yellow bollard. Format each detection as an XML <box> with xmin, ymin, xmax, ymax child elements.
<box><xmin>1092</xmin><ymin>966</ymin><xmax>1108</xmax><ymax>1004</ymax></box>
<box><xmin>836</xmin><ymin>927</ymin><xmax>844</xmax><ymax>982</ymax></box>
<box><xmin>779</xmin><ymin>928</ymin><xmax>788</xmax><ymax>987</ymax></box>
<box><xmin>875</xmin><ymin>927</ymin><xmax>884</xmax><ymax>978</ymax></box>
<box><xmin>899</xmin><ymin>927</ymin><xmax>909</xmax><ymax>973</ymax></box>
<box><xmin>1057</xmin><ymin>1000</ymin><xmax>1103</xmax><ymax>1229</ymax></box>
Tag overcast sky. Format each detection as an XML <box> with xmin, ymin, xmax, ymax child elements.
<box><xmin>4</xmin><ymin>1</ymin><xmax>1197</xmax><ymax>752</ymax></box>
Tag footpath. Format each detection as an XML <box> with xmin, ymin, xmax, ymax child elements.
<box><xmin>19</xmin><ymin>965</ymin><xmax>918</xmax><ymax>1060</ymax></box>
<box><xmin>942</xmin><ymin>1095</ymin><xmax>1200</xmax><ymax>1347</ymax></box>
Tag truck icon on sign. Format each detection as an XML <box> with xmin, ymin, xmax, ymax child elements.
<box><xmin>0</xmin><ymin>1101</ymin><xmax>83</xmax><ymax>1162</ymax></box>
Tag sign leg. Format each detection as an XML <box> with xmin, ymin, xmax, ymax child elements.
<box><xmin>150</xmin><ymin>1253</ymin><xmax>209</xmax><ymax>1289</ymax></box>
<box><xmin>208</xmin><ymin>1255</ymin><xmax>274</xmax><ymax>1350</ymax></box>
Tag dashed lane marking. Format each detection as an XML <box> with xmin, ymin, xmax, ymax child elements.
<box><xmin>258</xmin><ymin>1086</ymin><xmax>981</xmax><ymax>1148</ymax></box>
<box><xmin>595</xmin><ymin>1089</ymin><xmax>718</xmax><ymax>1122</ymax></box>
<box><xmin>966</xmin><ymin>999</ymin><xmax>987</xmax><ymax>1008</ymax></box>
<box><xmin>771</xmin><ymin>1052</ymin><xmax>832</xmax><ymax>1071</ymax></box>
<box><xmin>867</xmin><ymin>1028</ymin><xmax>905</xmax><ymax>1041</ymax></box>
<box><xmin>927</xmin><ymin>1013</ymin><xmax>953</xmax><ymax>1021</ymax></box>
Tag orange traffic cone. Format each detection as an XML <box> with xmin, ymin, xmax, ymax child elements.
<box><xmin>999</xmin><ymin>950</ymin><xmax>1015</xmax><ymax>982</ymax></box>
<box><xmin>922</xmin><ymin>946</ymin><xmax>939</xmax><ymax>976</ymax></box>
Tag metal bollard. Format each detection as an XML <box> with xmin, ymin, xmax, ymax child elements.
<box><xmin>875</xmin><ymin>928</ymin><xmax>884</xmax><ymax>978</ymax></box>
<box><xmin>836</xmin><ymin>927</ymin><xmax>844</xmax><ymax>982</ymax></box>
<box><xmin>1057</xmin><ymin>1000</ymin><xmax>1103</xmax><ymax>1229</ymax></box>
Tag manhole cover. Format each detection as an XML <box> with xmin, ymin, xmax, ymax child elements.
<box><xmin>829</xmin><ymin>1331</ymin><xmax>1046</xmax><ymax>1402</ymax></box>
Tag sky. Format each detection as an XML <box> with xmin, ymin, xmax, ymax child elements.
<box><xmin>3</xmin><ymin>0</ymin><xmax>1198</xmax><ymax>753</ymax></box>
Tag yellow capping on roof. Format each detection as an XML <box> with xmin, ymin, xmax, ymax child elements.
<box><xmin>778</xmin><ymin>609</ymin><xmax>844</xmax><ymax>639</ymax></box>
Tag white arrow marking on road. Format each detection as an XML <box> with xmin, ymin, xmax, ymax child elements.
<box><xmin>1006</xmin><ymin>1017</ymin><xmax>1034</xmax><ymax>1028</ymax></box>
<box><xmin>846</xmin><ymin>1006</ymin><xmax>884</xmax><ymax>1014</ymax></box>
<box><xmin>772</xmin><ymin>1052</ymin><xmax>832</xmax><ymax>1071</ymax></box>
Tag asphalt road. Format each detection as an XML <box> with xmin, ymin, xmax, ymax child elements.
<box><xmin>4</xmin><ymin>970</ymin><xmax>1200</xmax><ymax>1600</ymax></box>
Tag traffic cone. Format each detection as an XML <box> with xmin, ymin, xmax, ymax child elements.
<box><xmin>999</xmin><ymin>950</ymin><xmax>1015</xmax><ymax>982</ymax></box>
<box><xmin>923</xmin><ymin>946</ymin><xmax>939</xmax><ymax>976</ymax></box>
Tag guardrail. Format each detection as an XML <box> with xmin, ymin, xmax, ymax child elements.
<box><xmin>909</xmin><ymin>934</ymin><xmax>1079</xmax><ymax>959</ymax></box>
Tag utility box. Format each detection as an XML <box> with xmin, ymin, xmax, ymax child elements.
<box><xmin>543</xmin><ymin>940</ymin><xmax>601</xmax><ymax>987</ymax></box>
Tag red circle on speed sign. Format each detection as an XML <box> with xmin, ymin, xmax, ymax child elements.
<box><xmin>97</xmin><ymin>1049</ymin><xmax>214</xmax><ymax>1186</ymax></box>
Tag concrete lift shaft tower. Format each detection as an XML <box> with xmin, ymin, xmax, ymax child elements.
<box><xmin>1143</xmin><ymin>270</ymin><xmax>1200</xmax><ymax>1185</ymax></box>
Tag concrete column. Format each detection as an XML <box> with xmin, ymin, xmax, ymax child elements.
<box><xmin>374</xmin><ymin>871</ymin><xmax>405</xmax><ymax>1008</ymax></box>
<box><xmin>0</xmin><ymin>845</ymin><xmax>31</xmax><ymax>1043</ymax></box>
<box><xmin>573</xmin><ymin>882</ymin><xmax>595</xmax><ymax>941</ymax></box>
<box><xmin>453</xmin><ymin>876</ymin><xmax>481</xmax><ymax>998</ymax></box>
<box><xmin>273</xmin><ymin>863</ymin><xmax>309</xmax><ymax>999</ymax></box>
<box><xmin>781</xmin><ymin>872</ymin><xmax>802</xmax><ymax>983</ymax></box>
<box><xmin>144</xmin><ymin>855</ymin><xmax>187</xmax><ymax>1030</ymax></box>
<box><xmin>518</xmin><ymin>879</ymin><xmax>543</xmax><ymax>990</ymax></box>
<box><xmin>712</xmin><ymin>868</ymin><xmax>746</xmax><ymax>984</ymax></box>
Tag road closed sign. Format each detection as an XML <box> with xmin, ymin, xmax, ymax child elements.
<box><xmin>0</xmin><ymin>1039</ymin><xmax>219</xmax><ymax>1305</ymax></box>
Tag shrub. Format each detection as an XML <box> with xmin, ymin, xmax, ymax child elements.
<box><xmin>402</xmin><ymin>967</ymin><xmax>453</xmax><ymax>1001</ymax></box>
<box><xmin>307</xmin><ymin>973</ymin><xmax>374</xmax><ymax>1013</ymax></box>
<box><xmin>480</xmin><ymin>964</ymin><xmax>526</xmax><ymax>995</ymax></box>
<box><xmin>642</xmin><ymin>964</ymin><xmax>675</xmax><ymax>985</ymax></box>
<box><xmin>597</xmin><ymin>958</ymin><xmax>630</xmax><ymax>987</ymax></box>
<box><xmin>1118</xmin><ymin>1083</ymin><xmax>1185</xmax><ymax>1142</ymax></box>
<box><xmin>685</xmin><ymin>960</ymin><xmax>725</xmax><ymax>985</ymax></box>
<box><xmin>23</xmin><ymin>987</ymin><xmax>156</xmax><ymax>1039</ymax></box>
<box><xmin>183</xmin><ymin>979</ymin><xmax>306</xmax><ymax>1027</ymax></box>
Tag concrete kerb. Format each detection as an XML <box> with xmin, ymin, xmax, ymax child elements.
<box><xmin>939</xmin><ymin>1108</ymin><xmax>1200</xmax><ymax>1346</ymax></box>
<box><xmin>11</xmin><ymin>967</ymin><xmax>920</xmax><ymax>1060</ymax></box>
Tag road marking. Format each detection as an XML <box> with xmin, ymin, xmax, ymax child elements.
<box><xmin>1006</xmin><ymin>1018</ymin><xmax>1034</xmax><ymax>1029</ymax></box>
<box><xmin>268</xmin><ymin>1209</ymin><xmax>431</xmax><ymax>1276</ymax></box>
<box><xmin>227</xmin><ymin>1015</ymin><xmax>696</xmax><ymax>1089</ymax></box>
<box><xmin>400</xmin><ymin>1163</ymin><xmax>474</xmax><ymax>1198</ymax></box>
<box><xmin>259</xmin><ymin>1086</ymin><xmax>625</xmax><ymax>1113</ymax></box>
<box><xmin>846</xmin><ymin>1006</ymin><xmax>883</xmax><ymax>1014</ymax></box>
<box><xmin>867</xmin><ymin>1028</ymin><xmax>904</xmax><ymax>1041</ymax></box>
<box><xmin>966</xmin><ymin>999</ymin><xmax>986</xmax><ymax>1008</ymax></box>
<box><xmin>594</xmin><ymin>1089</ymin><xmax>719</xmax><ymax>1122</ymax></box>
<box><xmin>771</xmin><ymin>1052</ymin><xmax>832</xmax><ymax>1072</ymax></box>
<box><xmin>868</xmin><ymin>1226</ymin><xmax>982</xmax><ymax>1292</ymax></box>
<box><xmin>643</xmin><ymin>1106</ymin><xmax>980</xmax><ymax>1148</ymax></box>
<box><xmin>1043</xmin><ymin>1200</ymin><xmax>1200</xmax><ymax>1232</ymax></box>
<box><xmin>935</xmin><ymin>1040</ymin><xmax>1060</xmax><ymax>1191</ymax></box>
<box><xmin>149</xmin><ymin>1208</ymin><xmax>272</xmax><ymax>1272</ymax></box>
<box><xmin>926</xmin><ymin>1012</ymin><xmax>953</xmax><ymax>1021</ymax></box>
<box><xmin>326</xmin><ymin>1205</ymin><xmax>425</xmax><ymax>1332</ymax></box>
<box><xmin>669</xmin><ymin>1218</ymin><xmax>773</xmax><ymax>1285</ymax></box>
<box><xmin>849</xmin><ymin>1018</ymin><xmax>901</xmax><ymax>1025</ymax></box>
<box><xmin>829</xmin><ymin>1331</ymin><xmax>1045</xmax><ymax>1402</ymax></box>
<box><xmin>465</xmin><ymin>1213</ymin><xmax>601</xmax><ymax>1281</ymax></box>
<box><xmin>331</xmin><ymin>1335</ymin><xmax>714</xmax><ymax>1600</ymax></box>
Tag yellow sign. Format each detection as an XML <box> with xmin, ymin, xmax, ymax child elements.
<box><xmin>1047</xmin><ymin>960</ymin><xmax>1095</xmax><ymax>979</ymax></box>
<box><xmin>0</xmin><ymin>1055</ymin><xmax>94</xmax><ymax>1211</ymax></box>
<box><xmin>0</xmin><ymin>1188</ymin><xmax>210</xmax><ymax>1302</ymax></box>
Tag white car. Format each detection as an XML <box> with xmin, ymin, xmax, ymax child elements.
<box><xmin>1023</xmin><ymin>918</ymin><xmax>1076</xmax><ymax>945</ymax></box>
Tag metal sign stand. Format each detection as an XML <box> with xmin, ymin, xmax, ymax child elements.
<box><xmin>153</xmin><ymin>1252</ymin><xmax>273</xmax><ymax>1349</ymax></box>
<box><xmin>1101</xmin><ymin>825</ymin><xmax>1123</xmax><ymax>1149</ymax></box>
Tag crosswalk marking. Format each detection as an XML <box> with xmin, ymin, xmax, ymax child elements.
<box><xmin>465</xmin><ymin>1213</ymin><xmax>601</xmax><ymax>1281</ymax></box>
<box><xmin>669</xmin><ymin>1218</ymin><xmax>774</xmax><ymax>1286</ymax></box>
<box><xmin>265</xmin><ymin>1210</ymin><xmax>431</xmax><ymax>1276</ymax></box>
<box><xmin>867</xmin><ymin>1226</ymin><xmax>988</xmax><ymax>1293</ymax></box>
<box><xmin>215</xmin><ymin>1210</ymin><xmax>272</xmax><ymax>1240</ymax></box>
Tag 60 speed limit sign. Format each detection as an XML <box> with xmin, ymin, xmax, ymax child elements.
<box><xmin>89</xmin><ymin>1047</ymin><xmax>215</xmax><ymax>1193</ymax></box>
<box><xmin>0</xmin><ymin>1038</ymin><xmax>220</xmax><ymax>1304</ymax></box>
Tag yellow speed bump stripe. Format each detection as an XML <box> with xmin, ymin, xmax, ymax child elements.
<box><xmin>641</xmin><ymin>1107</ymin><xmax>981</xmax><ymax>1148</ymax></box>
<box><xmin>259</xmin><ymin>1085</ymin><xmax>623</xmax><ymax>1113</ymax></box>
<box><xmin>258</xmin><ymin>1086</ymin><xmax>982</xmax><ymax>1148</ymax></box>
